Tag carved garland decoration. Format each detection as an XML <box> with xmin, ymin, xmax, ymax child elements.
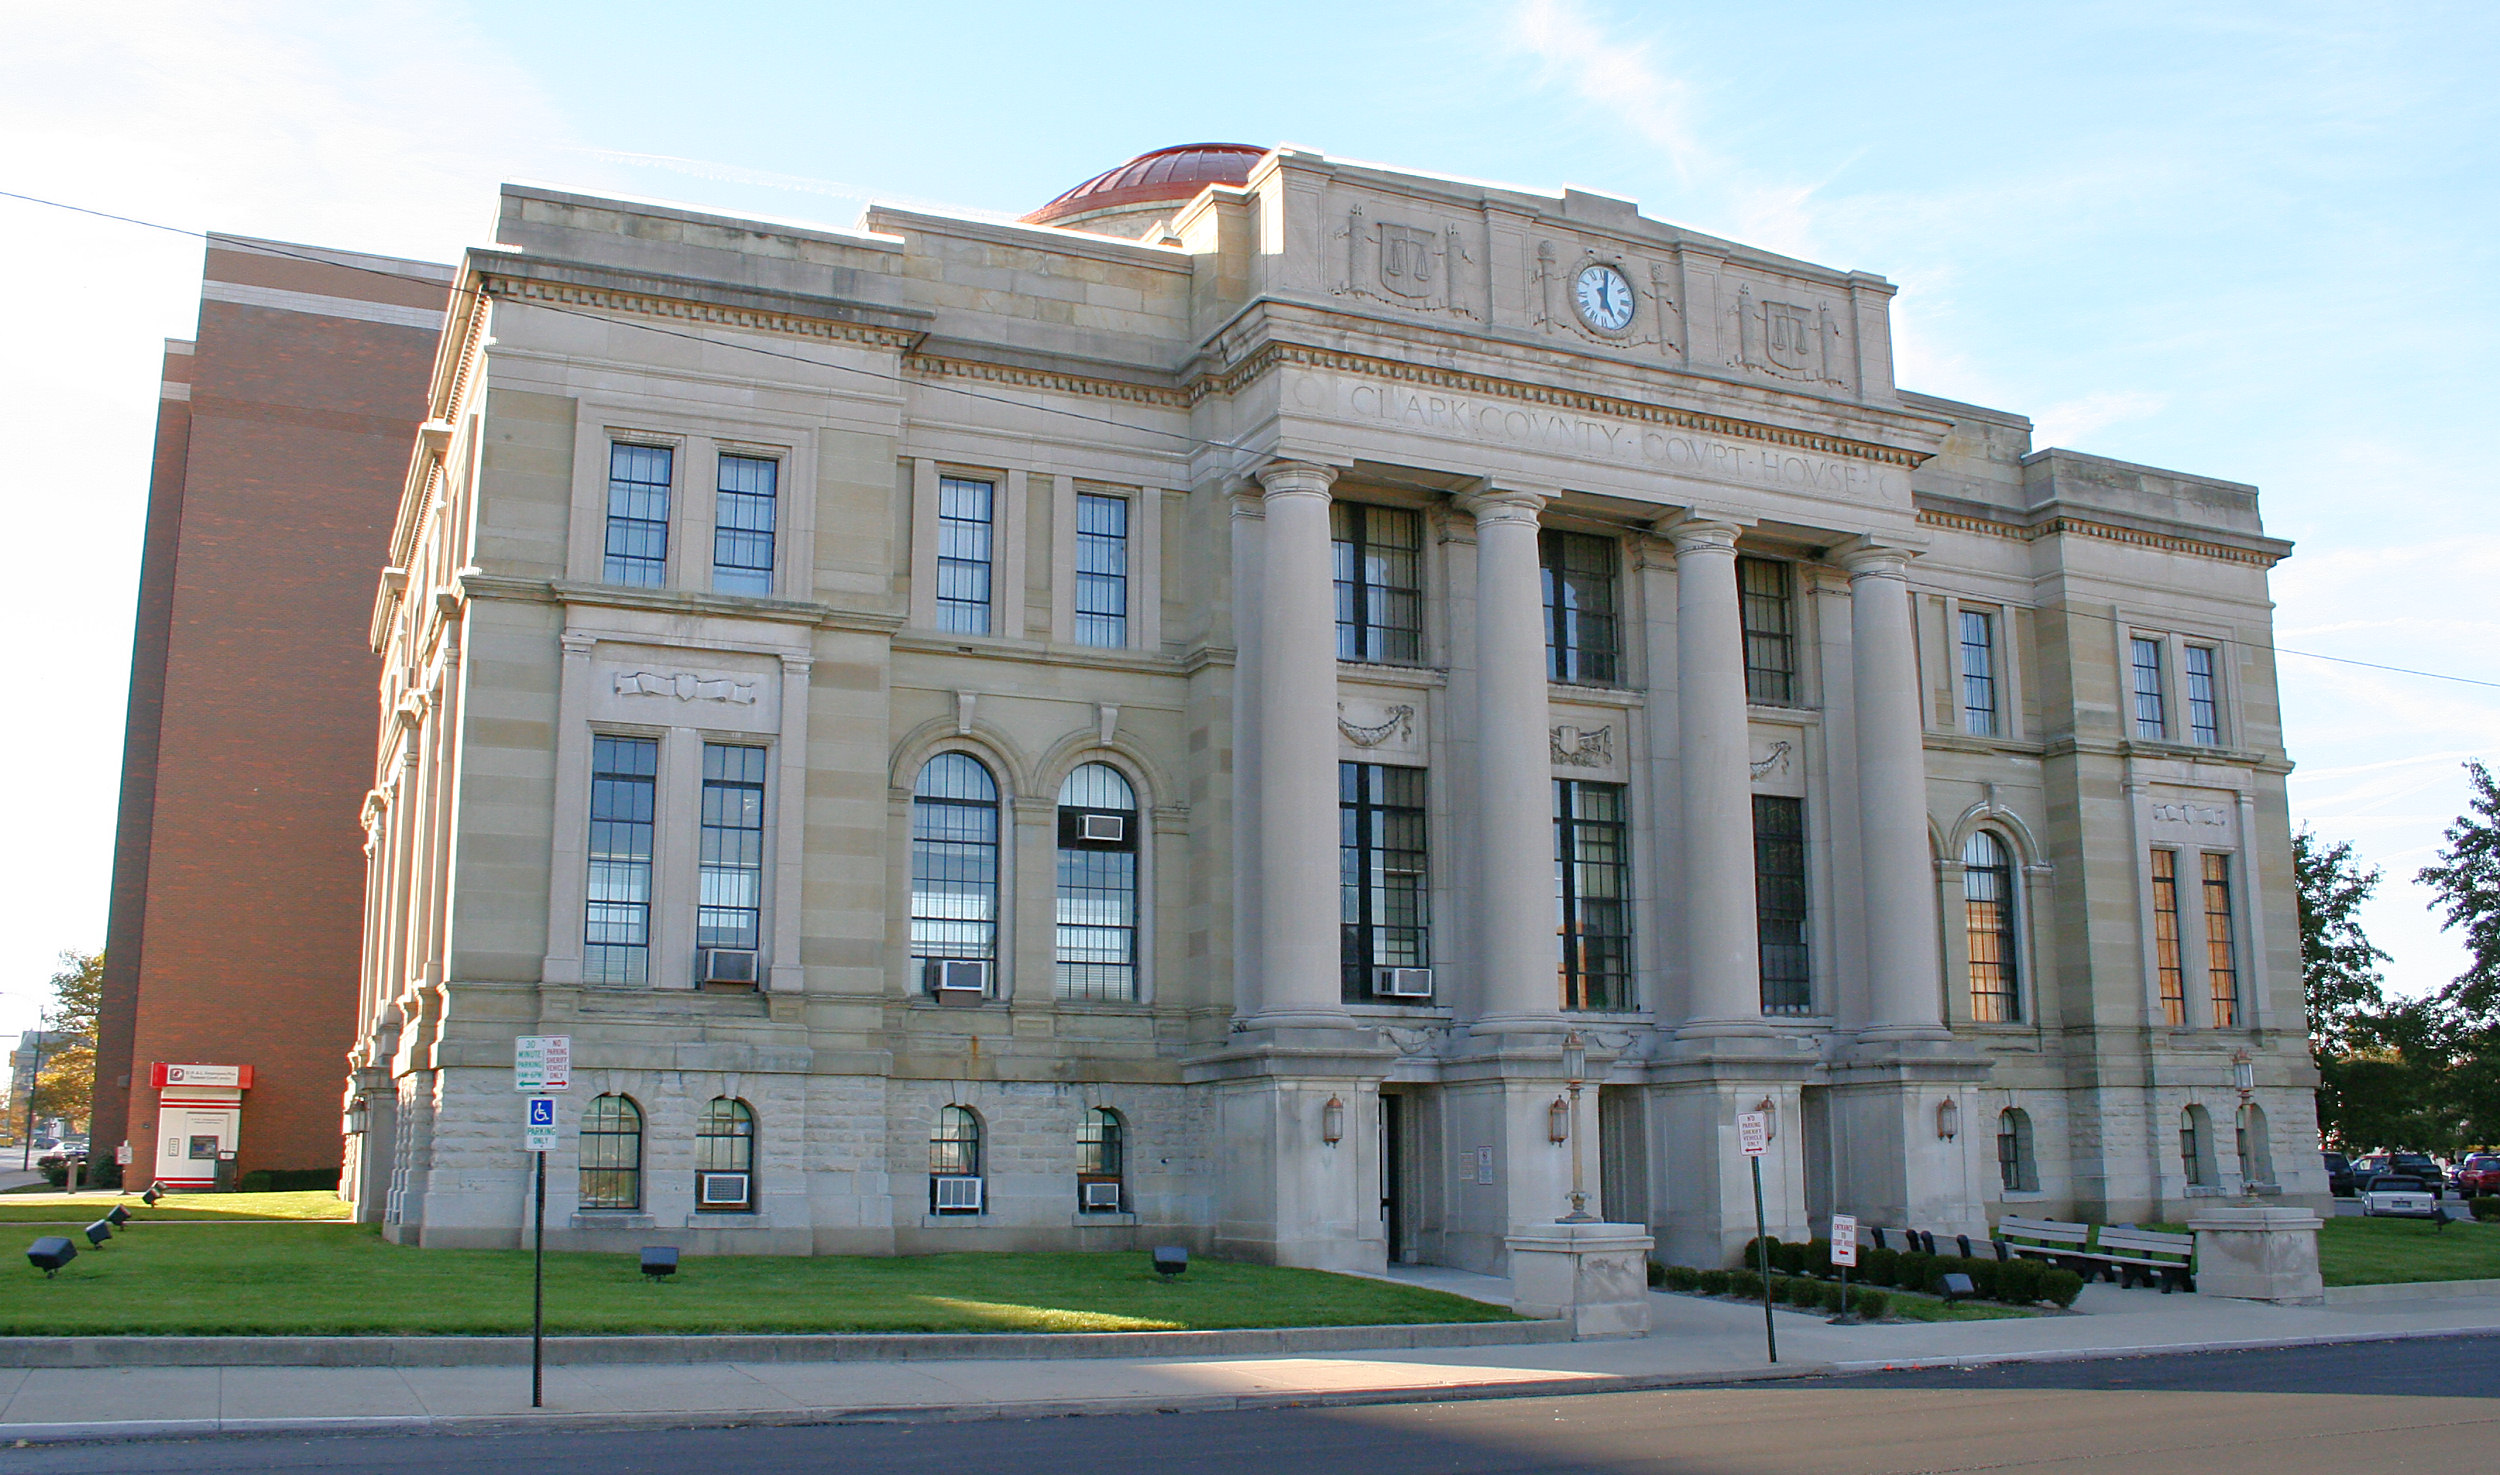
<box><xmin>1337</xmin><ymin>703</ymin><xmax>1415</xmax><ymax>748</ymax></box>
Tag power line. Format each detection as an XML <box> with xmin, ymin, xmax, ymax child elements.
<box><xmin>8</xmin><ymin>186</ymin><xmax>2498</xmax><ymax>696</ymax></box>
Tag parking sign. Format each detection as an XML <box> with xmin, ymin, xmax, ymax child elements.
<box><xmin>514</xmin><ymin>1035</ymin><xmax>571</xmax><ymax>1092</ymax></box>
<box><xmin>1737</xmin><ymin>1111</ymin><xmax>1770</xmax><ymax>1157</ymax></box>
<box><xmin>1830</xmin><ymin>1214</ymin><xmax>1859</xmax><ymax>1267</ymax></box>
<box><xmin>524</xmin><ymin>1096</ymin><xmax>558</xmax><ymax>1153</ymax></box>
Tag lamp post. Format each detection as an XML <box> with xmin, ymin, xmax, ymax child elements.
<box><xmin>1560</xmin><ymin>1031</ymin><xmax>1595</xmax><ymax>1223</ymax></box>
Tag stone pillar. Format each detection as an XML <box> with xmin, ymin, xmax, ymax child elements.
<box><xmin>1506</xmin><ymin>1223</ymin><xmax>1655</xmax><ymax>1338</ymax></box>
<box><xmin>1670</xmin><ymin>521</ymin><xmax>1763</xmax><ymax>1034</ymax></box>
<box><xmin>1462</xmin><ymin>488</ymin><xmax>1558</xmax><ymax>1029</ymax></box>
<box><xmin>2188</xmin><ymin>1206</ymin><xmax>2323</xmax><ymax>1303</ymax></box>
<box><xmin>769</xmin><ymin>655</ymin><xmax>811</xmax><ymax>996</ymax></box>
<box><xmin>1840</xmin><ymin>545</ymin><xmax>1947</xmax><ymax>1039</ymax></box>
<box><xmin>1253</xmin><ymin>461</ymin><xmax>1348</xmax><ymax>1026</ymax></box>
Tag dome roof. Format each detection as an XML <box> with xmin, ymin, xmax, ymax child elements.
<box><xmin>1024</xmin><ymin>143</ymin><xmax>1268</xmax><ymax>228</ymax></box>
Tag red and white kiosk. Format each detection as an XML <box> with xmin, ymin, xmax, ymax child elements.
<box><xmin>150</xmin><ymin>1062</ymin><xmax>253</xmax><ymax>1189</ymax></box>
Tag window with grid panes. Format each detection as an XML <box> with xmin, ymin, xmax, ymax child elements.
<box><xmin>1073</xmin><ymin>493</ymin><xmax>1129</xmax><ymax>648</ymax></box>
<box><xmin>2204</xmin><ymin>853</ymin><xmax>2240</xmax><ymax>1027</ymax></box>
<box><xmin>1331</xmin><ymin>503</ymin><xmax>1423</xmax><ymax>664</ymax></box>
<box><xmin>1340</xmin><ymin>762</ymin><xmax>1429</xmax><ymax>1000</ymax></box>
<box><xmin>1738</xmin><ymin>557</ymin><xmax>1796</xmax><ymax>705</ymax></box>
<box><xmin>2185</xmin><ymin>645</ymin><xmax>2221</xmax><ymax>745</ymax></box>
<box><xmin>604</xmin><ymin>444</ymin><xmax>672</xmax><ymax>587</ymax></box>
<box><xmin>698</xmin><ymin>744</ymin><xmax>766</xmax><ymax>955</ymax></box>
<box><xmin>578</xmin><ymin>1094</ymin><xmax>643</xmax><ymax>1210</ymax></box>
<box><xmin>1541</xmin><ymin>531</ymin><xmax>1620</xmax><ymax>684</ymax></box>
<box><xmin>584</xmin><ymin>736</ymin><xmax>658</xmax><ymax>985</ymax></box>
<box><xmin>910</xmin><ymin>754</ymin><xmax>999</xmax><ymax>989</ymax></box>
<box><xmin>1960</xmin><ymin>608</ymin><xmax>2000</xmax><ymax>736</ymax></box>
<box><xmin>1055</xmin><ymin>763</ymin><xmax>1138</xmax><ymax>1001</ymax></box>
<box><xmin>1555</xmin><ymin>780</ymin><xmax>1633</xmax><ymax>1011</ymax></box>
<box><xmin>935</xmin><ymin>476</ymin><xmax>995</xmax><ymax>634</ymax></box>
<box><xmin>2152</xmin><ymin>849</ymin><xmax>2186</xmax><ymax>1025</ymax></box>
<box><xmin>1997</xmin><ymin>1108</ymin><xmax>2038</xmax><ymax>1192</ymax></box>
<box><xmin>2131</xmin><ymin>637</ymin><xmax>2167</xmax><ymax>738</ymax></box>
<box><xmin>711</xmin><ymin>454</ymin><xmax>776</xmax><ymax>594</ymax></box>
<box><xmin>1753</xmin><ymin>795</ymin><xmax>1810</xmax><ymax>1013</ymax></box>
<box><xmin>1964</xmin><ymin>830</ymin><xmax>2021</xmax><ymax>1022</ymax></box>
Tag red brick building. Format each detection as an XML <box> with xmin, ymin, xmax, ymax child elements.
<box><xmin>93</xmin><ymin>235</ymin><xmax>449</xmax><ymax>1187</ymax></box>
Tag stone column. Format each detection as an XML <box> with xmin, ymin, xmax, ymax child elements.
<box><xmin>1840</xmin><ymin>545</ymin><xmax>1947</xmax><ymax>1039</ymax></box>
<box><xmin>1462</xmin><ymin>489</ymin><xmax>1558</xmax><ymax>1029</ymax></box>
<box><xmin>769</xmin><ymin>655</ymin><xmax>811</xmax><ymax>995</ymax></box>
<box><xmin>1253</xmin><ymin>461</ymin><xmax>1348</xmax><ymax>1026</ymax></box>
<box><xmin>1670</xmin><ymin>521</ymin><xmax>1763</xmax><ymax>1033</ymax></box>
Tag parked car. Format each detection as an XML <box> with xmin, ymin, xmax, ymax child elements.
<box><xmin>2388</xmin><ymin>1153</ymin><xmax>2448</xmax><ymax>1198</ymax></box>
<box><xmin>2324</xmin><ymin>1151</ymin><xmax>2356</xmax><ymax>1197</ymax></box>
<box><xmin>2456</xmin><ymin>1154</ymin><xmax>2500</xmax><ymax>1198</ymax></box>
<box><xmin>2361</xmin><ymin>1175</ymin><xmax>2441</xmax><ymax>1219</ymax></box>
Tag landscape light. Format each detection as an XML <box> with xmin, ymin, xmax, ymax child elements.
<box><xmin>105</xmin><ymin>1206</ymin><xmax>131</xmax><ymax>1227</ymax></box>
<box><xmin>26</xmin><ymin>1237</ymin><xmax>76</xmax><ymax>1277</ymax></box>
<box><xmin>640</xmin><ymin>1246</ymin><xmax>679</xmax><ymax>1281</ymax></box>
<box><xmin>1152</xmin><ymin>1246</ymin><xmax>1188</xmax><ymax>1278</ymax></box>
<box><xmin>1939</xmin><ymin>1272</ymin><xmax>1976</xmax><ymax>1304</ymax></box>
<box><xmin>82</xmin><ymin>1220</ymin><xmax>112</xmax><ymax>1248</ymax></box>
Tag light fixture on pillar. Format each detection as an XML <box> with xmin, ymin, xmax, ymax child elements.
<box><xmin>1547</xmin><ymin>1096</ymin><xmax>1570</xmax><ymax>1144</ymax></box>
<box><xmin>1321</xmin><ymin>1095</ymin><xmax>1345</xmax><ymax>1147</ymax></box>
<box><xmin>1558</xmin><ymin>1030</ymin><xmax>1595</xmax><ymax>1223</ymax></box>
<box><xmin>2232</xmin><ymin>1049</ymin><xmax>2254</xmax><ymax>1101</ymax></box>
<box><xmin>1754</xmin><ymin>1097</ymin><xmax>1778</xmax><ymax>1142</ymax></box>
<box><xmin>1936</xmin><ymin>1097</ymin><xmax>1960</xmax><ymax>1142</ymax></box>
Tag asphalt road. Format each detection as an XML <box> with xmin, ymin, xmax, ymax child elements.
<box><xmin>9</xmin><ymin>1335</ymin><xmax>2499</xmax><ymax>1474</ymax></box>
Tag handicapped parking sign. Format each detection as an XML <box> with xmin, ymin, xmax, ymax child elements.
<box><xmin>523</xmin><ymin>1096</ymin><xmax>558</xmax><ymax>1153</ymax></box>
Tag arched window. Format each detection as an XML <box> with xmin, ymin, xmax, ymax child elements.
<box><xmin>1056</xmin><ymin>763</ymin><xmax>1139</xmax><ymax>1002</ymax></box>
<box><xmin>1077</xmin><ymin>1106</ymin><xmax>1125</xmax><ymax>1212</ymax></box>
<box><xmin>2181</xmin><ymin>1105</ymin><xmax>2217</xmax><ymax>1187</ymax></box>
<box><xmin>912</xmin><ymin>754</ymin><xmax>1000</xmax><ymax>995</ymax></box>
<box><xmin>1996</xmin><ymin>1107</ymin><xmax>2037</xmax><ymax>1193</ymax></box>
<box><xmin>2237</xmin><ymin>1102</ymin><xmax>2275</xmax><ymax>1186</ymax></box>
<box><xmin>579</xmin><ymin>1095</ymin><xmax>643</xmax><ymax>1210</ymax></box>
<box><xmin>1964</xmin><ymin>831</ymin><xmax>2021</xmax><ymax>1023</ymax></box>
<box><xmin>696</xmin><ymin>1097</ymin><xmax>755</xmax><ymax>1211</ymax></box>
<box><xmin>931</xmin><ymin>1104</ymin><xmax>984</xmax><ymax>1214</ymax></box>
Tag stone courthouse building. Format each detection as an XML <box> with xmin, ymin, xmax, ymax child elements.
<box><xmin>350</xmin><ymin>143</ymin><xmax>2326</xmax><ymax>1269</ymax></box>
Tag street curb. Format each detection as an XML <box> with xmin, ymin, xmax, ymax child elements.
<box><xmin>8</xmin><ymin>1323</ymin><xmax>2500</xmax><ymax>1447</ymax></box>
<box><xmin>0</xmin><ymin>1318</ymin><xmax>1569</xmax><ymax>1369</ymax></box>
<box><xmin>2322</xmin><ymin>1278</ymin><xmax>2500</xmax><ymax>1304</ymax></box>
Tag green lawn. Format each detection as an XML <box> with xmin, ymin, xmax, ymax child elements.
<box><xmin>2318</xmin><ymin>1214</ymin><xmax>2500</xmax><ymax>1287</ymax></box>
<box><xmin>0</xmin><ymin>1225</ymin><xmax>1518</xmax><ymax>1336</ymax></box>
<box><xmin>0</xmin><ymin>1190</ymin><xmax>348</xmax><ymax>1223</ymax></box>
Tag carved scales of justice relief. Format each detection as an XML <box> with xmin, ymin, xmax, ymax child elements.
<box><xmin>612</xmin><ymin>670</ymin><xmax>760</xmax><ymax>706</ymax></box>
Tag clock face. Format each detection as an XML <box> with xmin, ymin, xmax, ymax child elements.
<box><xmin>1573</xmin><ymin>264</ymin><xmax>1636</xmax><ymax>333</ymax></box>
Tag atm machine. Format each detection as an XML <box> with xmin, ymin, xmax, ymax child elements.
<box><xmin>150</xmin><ymin>1062</ymin><xmax>253</xmax><ymax>1189</ymax></box>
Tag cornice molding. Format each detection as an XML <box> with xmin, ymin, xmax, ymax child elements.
<box><xmin>477</xmin><ymin>272</ymin><xmax>924</xmax><ymax>353</ymax></box>
<box><xmin>1918</xmin><ymin>505</ymin><xmax>2287</xmax><ymax>569</ymax></box>
<box><xmin>900</xmin><ymin>351</ymin><xmax>1190</xmax><ymax>408</ymax></box>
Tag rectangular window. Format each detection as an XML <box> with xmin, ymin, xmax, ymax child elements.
<box><xmin>2204</xmin><ymin>853</ymin><xmax>2239</xmax><ymax>1028</ymax></box>
<box><xmin>1753</xmin><ymin>795</ymin><xmax>1810</xmax><ymax>1014</ymax></box>
<box><xmin>1541</xmin><ymin>532</ymin><xmax>1620</xmax><ymax>685</ymax></box>
<box><xmin>1340</xmin><ymin>762</ymin><xmax>1428</xmax><ymax>1001</ymax></box>
<box><xmin>1738</xmin><ymin>557</ymin><xmax>1796</xmax><ymax>705</ymax></box>
<box><xmin>2131</xmin><ymin>637</ymin><xmax>2167</xmax><ymax>739</ymax></box>
<box><xmin>1332</xmin><ymin>503</ymin><xmax>1424</xmax><ymax>664</ymax></box>
<box><xmin>604</xmin><ymin>444</ymin><xmax>672</xmax><ymax>587</ymax></box>
<box><xmin>2185</xmin><ymin>645</ymin><xmax>2221</xmax><ymax>745</ymax></box>
<box><xmin>1960</xmin><ymin>608</ymin><xmax>2000</xmax><ymax>736</ymax></box>
<box><xmin>1555</xmin><ymin>780</ymin><xmax>1633</xmax><ymax>1011</ymax></box>
<box><xmin>2152</xmin><ymin>848</ymin><xmax>2185</xmax><ymax>1026</ymax></box>
<box><xmin>935</xmin><ymin>475</ymin><xmax>995</xmax><ymax>634</ymax></box>
<box><xmin>1073</xmin><ymin>492</ymin><xmax>1130</xmax><ymax>648</ymax></box>
<box><xmin>698</xmin><ymin>744</ymin><xmax>766</xmax><ymax>953</ymax></box>
<box><xmin>584</xmin><ymin>736</ymin><xmax>659</xmax><ymax>985</ymax></box>
<box><xmin>711</xmin><ymin>454</ymin><xmax>777</xmax><ymax>595</ymax></box>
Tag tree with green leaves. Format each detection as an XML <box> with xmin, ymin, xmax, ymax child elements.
<box><xmin>2295</xmin><ymin>828</ymin><xmax>2391</xmax><ymax>1049</ymax></box>
<box><xmin>2417</xmin><ymin>760</ymin><xmax>2500</xmax><ymax>1149</ymax></box>
<box><xmin>26</xmin><ymin>950</ymin><xmax>100</xmax><ymax>1130</ymax></box>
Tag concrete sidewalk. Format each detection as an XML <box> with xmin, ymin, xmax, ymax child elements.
<box><xmin>8</xmin><ymin>1277</ymin><xmax>2500</xmax><ymax>1445</ymax></box>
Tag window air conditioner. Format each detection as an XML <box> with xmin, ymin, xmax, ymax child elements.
<box><xmin>696</xmin><ymin>1170</ymin><xmax>751</xmax><ymax>1208</ymax></box>
<box><xmin>933</xmin><ymin>1175</ymin><xmax>985</xmax><ymax>1212</ymax></box>
<box><xmin>1082</xmin><ymin>1180</ymin><xmax>1124</xmax><ymax>1211</ymax></box>
<box><xmin>931</xmin><ymin>959</ymin><xmax>990</xmax><ymax>1000</ymax></box>
<box><xmin>1374</xmin><ymin>967</ymin><xmax>1434</xmax><ymax>999</ymax></box>
<box><xmin>1079</xmin><ymin>813</ymin><xmax>1126</xmax><ymax>844</ymax></box>
<box><xmin>697</xmin><ymin>948</ymin><xmax>760</xmax><ymax>985</ymax></box>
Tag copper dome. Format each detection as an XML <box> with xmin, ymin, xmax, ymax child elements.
<box><xmin>1024</xmin><ymin>143</ymin><xmax>1269</xmax><ymax>228</ymax></box>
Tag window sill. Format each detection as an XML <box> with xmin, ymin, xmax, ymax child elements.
<box><xmin>569</xmin><ymin>1212</ymin><xmax>655</xmax><ymax>1230</ymax></box>
<box><xmin>1073</xmin><ymin>1212</ymin><xmax>1138</xmax><ymax>1227</ymax></box>
<box><xmin>1335</xmin><ymin>660</ymin><xmax>1446</xmax><ymax>686</ymax></box>
<box><xmin>920</xmin><ymin>1213</ymin><xmax>986</xmax><ymax>1226</ymax></box>
<box><xmin>1346</xmin><ymin>1002</ymin><xmax>1454</xmax><ymax>1018</ymax></box>
<box><xmin>1052</xmin><ymin>998</ymin><xmax>1153</xmax><ymax>1014</ymax></box>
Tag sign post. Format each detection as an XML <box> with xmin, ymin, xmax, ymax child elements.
<box><xmin>515</xmin><ymin>1037</ymin><xmax>569</xmax><ymax>1409</ymax></box>
<box><xmin>1736</xmin><ymin>1110</ymin><xmax>1775</xmax><ymax>1364</ymax></box>
<box><xmin>1829</xmin><ymin>1212</ymin><xmax>1859</xmax><ymax>1324</ymax></box>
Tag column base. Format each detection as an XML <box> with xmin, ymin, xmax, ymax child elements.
<box><xmin>1506</xmin><ymin>1222</ymin><xmax>1654</xmax><ymax>1339</ymax></box>
<box><xmin>2189</xmin><ymin>1207</ymin><xmax>2324</xmax><ymax>1304</ymax></box>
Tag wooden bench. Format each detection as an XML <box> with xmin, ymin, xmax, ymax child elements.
<box><xmin>1995</xmin><ymin>1216</ymin><xmax>2109</xmax><ymax>1279</ymax></box>
<box><xmin>2095</xmin><ymin>1225</ymin><xmax>2195</xmax><ymax>1293</ymax></box>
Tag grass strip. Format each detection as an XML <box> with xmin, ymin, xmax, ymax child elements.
<box><xmin>2317</xmin><ymin>1214</ymin><xmax>2500</xmax><ymax>1286</ymax></box>
<box><xmin>0</xmin><ymin>1190</ymin><xmax>348</xmax><ymax>1222</ymax></box>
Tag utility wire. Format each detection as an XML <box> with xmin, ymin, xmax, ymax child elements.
<box><xmin>8</xmin><ymin>186</ymin><xmax>2497</xmax><ymax>694</ymax></box>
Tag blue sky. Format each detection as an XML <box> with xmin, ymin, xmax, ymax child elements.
<box><xmin>1</xmin><ymin>0</ymin><xmax>2494</xmax><ymax>1038</ymax></box>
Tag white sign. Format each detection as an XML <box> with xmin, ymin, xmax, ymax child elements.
<box><xmin>115</xmin><ymin>1142</ymin><xmax>133</xmax><ymax>1166</ymax></box>
<box><xmin>1737</xmin><ymin>1111</ymin><xmax>1770</xmax><ymax>1157</ymax></box>
<box><xmin>1830</xmin><ymin>1214</ymin><xmax>1859</xmax><ymax>1267</ymax></box>
<box><xmin>514</xmin><ymin>1036</ymin><xmax>571</xmax><ymax>1093</ymax></box>
<box><xmin>523</xmin><ymin>1096</ymin><xmax>558</xmax><ymax>1153</ymax></box>
<box><xmin>164</xmin><ymin>1063</ymin><xmax>243</xmax><ymax>1088</ymax></box>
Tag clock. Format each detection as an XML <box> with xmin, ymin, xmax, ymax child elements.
<box><xmin>1573</xmin><ymin>263</ymin><xmax>1636</xmax><ymax>333</ymax></box>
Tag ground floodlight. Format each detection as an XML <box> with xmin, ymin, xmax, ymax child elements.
<box><xmin>640</xmin><ymin>1246</ymin><xmax>679</xmax><ymax>1281</ymax></box>
<box><xmin>105</xmin><ymin>1206</ymin><xmax>131</xmax><ymax>1227</ymax></box>
<box><xmin>82</xmin><ymin>1220</ymin><xmax>113</xmax><ymax>1248</ymax></box>
<box><xmin>1152</xmin><ymin>1245</ymin><xmax>1188</xmax><ymax>1278</ymax></box>
<box><xmin>1938</xmin><ymin>1272</ymin><xmax>1975</xmax><ymax>1304</ymax></box>
<box><xmin>140</xmin><ymin>1187</ymin><xmax>162</xmax><ymax>1207</ymax></box>
<box><xmin>26</xmin><ymin>1237</ymin><xmax>76</xmax><ymax>1277</ymax></box>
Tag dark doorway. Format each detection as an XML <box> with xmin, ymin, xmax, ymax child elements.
<box><xmin>1380</xmin><ymin>1091</ymin><xmax>1405</xmax><ymax>1260</ymax></box>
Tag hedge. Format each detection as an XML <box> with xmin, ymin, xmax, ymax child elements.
<box><xmin>1712</xmin><ymin>1234</ymin><xmax>2082</xmax><ymax>1309</ymax></box>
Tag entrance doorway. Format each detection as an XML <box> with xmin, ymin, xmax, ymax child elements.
<box><xmin>1598</xmin><ymin>1085</ymin><xmax>1649</xmax><ymax>1228</ymax></box>
<box><xmin>1380</xmin><ymin>1092</ymin><xmax>1405</xmax><ymax>1261</ymax></box>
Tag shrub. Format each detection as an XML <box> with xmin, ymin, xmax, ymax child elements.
<box><xmin>1737</xmin><ymin>1236</ymin><xmax>1781</xmax><ymax>1273</ymax></box>
<box><xmin>1803</xmin><ymin>1237</ymin><xmax>1834</xmax><ymax>1279</ymax></box>
<box><xmin>2474</xmin><ymin>1197</ymin><xmax>2500</xmax><ymax>1223</ymax></box>
<box><xmin>1861</xmin><ymin>1246</ymin><xmax>1901</xmax><ymax>1288</ymax></box>
<box><xmin>1898</xmin><ymin>1251</ymin><xmax>1938</xmax><ymax>1295</ymax></box>
<box><xmin>1819</xmin><ymin>1280</ymin><xmax>1848</xmax><ymax>1314</ymax></box>
<box><xmin>236</xmin><ymin>1167</ymin><xmax>341</xmax><ymax>1193</ymax></box>
<box><xmin>1697</xmin><ymin>1269</ymin><xmax>1732</xmax><ymax>1296</ymax></box>
<box><xmin>1954</xmin><ymin>1256</ymin><xmax>2000</xmax><ymax>1300</ymax></box>
<box><xmin>1774</xmin><ymin>1240</ymin><xmax>1809</xmax><ymax>1276</ymax></box>
<box><xmin>1663</xmin><ymin>1264</ymin><xmax>1701</xmax><ymax>1292</ymax></box>
<box><xmin>1784</xmin><ymin>1275</ymin><xmax>1821</xmax><ymax>1306</ymax></box>
<box><xmin>1995</xmin><ymin>1256</ymin><xmax>2045</xmax><ymax>1305</ymax></box>
<box><xmin>1850</xmin><ymin>1287</ymin><xmax>1891</xmax><ymax>1319</ymax></box>
<box><xmin>1727</xmin><ymin>1269</ymin><xmax>1764</xmax><ymax>1299</ymax></box>
<box><xmin>2040</xmin><ymin>1267</ymin><xmax>2086</xmax><ymax>1309</ymax></box>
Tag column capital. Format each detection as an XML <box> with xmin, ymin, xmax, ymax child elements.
<box><xmin>779</xmin><ymin>654</ymin><xmax>813</xmax><ymax>678</ymax></box>
<box><xmin>560</xmin><ymin>630</ymin><xmax>599</xmax><ymax>656</ymax></box>
<box><xmin>1663</xmin><ymin>518</ymin><xmax>1745</xmax><ymax>555</ymax></box>
<box><xmin>1455</xmin><ymin>487</ymin><xmax>1549</xmax><ymax>528</ymax></box>
<box><xmin>1832</xmin><ymin>537</ymin><xmax>1919</xmax><ymax>579</ymax></box>
<box><xmin>1256</xmin><ymin>460</ymin><xmax>1337</xmax><ymax>501</ymax></box>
